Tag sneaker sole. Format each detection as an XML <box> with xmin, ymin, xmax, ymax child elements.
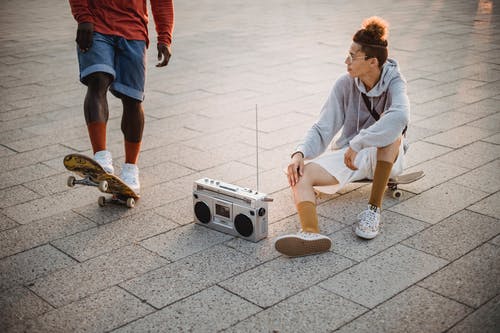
<box><xmin>275</xmin><ymin>236</ymin><xmax>331</xmax><ymax>257</ymax></box>
<box><xmin>354</xmin><ymin>227</ymin><xmax>378</xmax><ymax>240</ymax></box>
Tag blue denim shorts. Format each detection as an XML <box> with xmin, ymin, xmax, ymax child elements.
<box><xmin>77</xmin><ymin>32</ymin><xmax>146</xmax><ymax>101</ymax></box>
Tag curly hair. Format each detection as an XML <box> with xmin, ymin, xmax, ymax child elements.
<box><xmin>352</xmin><ymin>16</ymin><xmax>389</xmax><ymax>68</ymax></box>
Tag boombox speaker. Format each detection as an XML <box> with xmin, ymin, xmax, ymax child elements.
<box><xmin>193</xmin><ymin>178</ymin><xmax>272</xmax><ymax>242</ymax></box>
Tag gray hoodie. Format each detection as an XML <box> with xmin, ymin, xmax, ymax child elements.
<box><xmin>296</xmin><ymin>58</ymin><xmax>409</xmax><ymax>159</ymax></box>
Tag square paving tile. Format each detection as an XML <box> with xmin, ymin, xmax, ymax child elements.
<box><xmin>448</xmin><ymin>294</ymin><xmax>500</xmax><ymax>333</ymax></box>
<box><xmin>120</xmin><ymin>245</ymin><xmax>261</xmax><ymax>308</ymax></box>
<box><xmin>28</xmin><ymin>245</ymin><xmax>167</xmax><ymax>307</ymax></box>
<box><xmin>467</xmin><ymin>192</ymin><xmax>500</xmax><ymax>220</ymax></box>
<box><xmin>225</xmin><ymin>286</ymin><xmax>367</xmax><ymax>333</ymax></box>
<box><xmin>0</xmin><ymin>245</ymin><xmax>75</xmax><ymax>291</ymax></box>
<box><xmin>114</xmin><ymin>286</ymin><xmax>261</xmax><ymax>333</ymax></box>
<box><xmin>418</xmin><ymin>243</ymin><xmax>500</xmax><ymax>308</ymax></box>
<box><xmin>389</xmin><ymin>182</ymin><xmax>488</xmax><ymax>224</ymax></box>
<box><xmin>403</xmin><ymin>210</ymin><xmax>500</xmax><ymax>261</ymax></box>
<box><xmin>52</xmin><ymin>211</ymin><xmax>177</xmax><ymax>261</ymax></box>
<box><xmin>141</xmin><ymin>223</ymin><xmax>233</xmax><ymax>261</ymax></box>
<box><xmin>12</xmin><ymin>287</ymin><xmax>154</xmax><ymax>333</ymax></box>
<box><xmin>219</xmin><ymin>252</ymin><xmax>354</xmax><ymax>308</ymax></box>
<box><xmin>319</xmin><ymin>245</ymin><xmax>447</xmax><ymax>308</ymax></box>
<box><xmin>336</xmin><ymin>286</ymin><xmax>472</xmax><ymax>333</ymax></box>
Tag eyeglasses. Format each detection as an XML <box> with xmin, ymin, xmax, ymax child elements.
<box><xmin>346</xmin><ymin>53</ymin><xmax>369</xmax><ymax>63</ymax></box>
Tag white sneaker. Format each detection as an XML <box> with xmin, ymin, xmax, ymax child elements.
<box><xmin>274</xmin><ymin>231</ymin><xmax>331</xmax><ymax>257</ymax></box>
<box><xmin>94</xmin><ymin>150</ymin><xmax>114</xmax><ymax>174</ymax></box>
<box><xmin>119</xmin><ymin>163</ymin><xmax>140</xmax><ymax>194</ymax></box>
<box><xmin>354</xmin><ymin>204</ymin><xmax>381</xmax><ymax>239</ymax></box>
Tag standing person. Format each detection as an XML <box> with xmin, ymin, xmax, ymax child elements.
<box><xmin>275</xmin><ymin>17</ymin><xmax>409</xmax><ymax>257</ymax></box>
<box><xmin>68</xmin><ymin>0</ymin><xmax>174</xmax><ymax>194</ymax></box>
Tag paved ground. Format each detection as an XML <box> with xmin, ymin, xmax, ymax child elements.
<box><xmin>1</xmin><ymin>0</ymin><xmax>499</xmax><ymax>332</ymax></box>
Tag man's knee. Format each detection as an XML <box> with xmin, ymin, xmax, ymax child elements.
<box><xmin>122</xmin><ymin>96</ymin><xmax>143</xmax><ymax>113</ymax></box>
<box><xmin>86</xmin><ymin>72</ymin><xmax>112</xmax><ymax>94</ymax></box>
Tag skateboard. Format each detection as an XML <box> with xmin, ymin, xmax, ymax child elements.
<box><xmin>314</xmin><ymin>170</ymin><xmax>425</xmax><ymax>199</ymax></box>
<box><xmin>63</xmin><ymin>153</ymin><xmax>140</xmax><ymax>208</ymax></box>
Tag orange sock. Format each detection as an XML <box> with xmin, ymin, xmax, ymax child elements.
<box><xmin>297</xmin><ymin>201</ymin><xmax>319</xmax><ymax>233</ymax></box>
<box><xmin>369</xmin><ymin>160</ymin><xmax>394</xmax><ymax>209</ymax></box>
<box><xmin>87</xmin><ymin>122</ymin><xmax>106</xmax><ymax>153</ymax></box>
<box><xmin>124</xmin><ymin>140</ymin><xmax>141</xmax><ymax>164</ymax></box>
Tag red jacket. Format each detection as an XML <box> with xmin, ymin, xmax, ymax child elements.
<box><xmin>69</xmin><ymin>0</ymin><xmax>174</xmax><ymax>47</ymax></box>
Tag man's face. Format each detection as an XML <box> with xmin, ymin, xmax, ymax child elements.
<box><xmin>345</xmin><ymin>42</ymin><xmax>369</xmax><ymax>77</ymax></box>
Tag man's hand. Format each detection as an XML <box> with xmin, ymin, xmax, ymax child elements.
<box><xmin>76</xmin><ymin>22</ymin><xmax>94</xmax><ymax>52</ymax></box>
<box><xmin>287</xmin><ymin>152</ymin><xmax>305</xmax><ymax>187</ymax></box>
<box><xmin>344</xmin><ymin>147</ymin><xmax>358</xmax><ymax>170</ymax></box>
<box><xmin>156</xmin><ymin>43</ymin><xmax>171</xmax><ymax>67</ymax></box>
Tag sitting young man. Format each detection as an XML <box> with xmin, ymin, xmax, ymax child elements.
<box><xmin>275</xmin><ymin>16</ymin><xmax>409</xmax><ymax>257</ymax></box>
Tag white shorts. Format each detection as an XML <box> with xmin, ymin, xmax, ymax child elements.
<box><xmin>310</xmin><ymin>143</ymin><xmax>405</xmax><ymax>194</ymax></box>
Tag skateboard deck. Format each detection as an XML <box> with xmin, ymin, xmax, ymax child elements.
<box><xmin>63</xmin><ymin>153</ymin><xmax>140</xmax><ymax>208</ymax></box>
<box><xmin>314</xmin><ymin>170</ymin><xmax>425</xmax><ymax>199</ymax></box>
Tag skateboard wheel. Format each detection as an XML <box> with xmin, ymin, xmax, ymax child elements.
<box><xmin>126</xmin><ymin>197</ymin><xmax>135</xmax><ymax>208</ymax></box>
<box><xmin>98</xmin><ymin>180</ymin><xmax>108</xmax><ymax>192</ymax></box>
<box><xmin>67</xmin><ymin>176</ymin><xmax>76</xmax><ymax>187</ymax></box>
<box><xmin>392</xmin><ymin>190</ymin><xmax>403</xmax><ymax>199</ymax></box>
<box><xmin>98</xmin><ymin>196</ymin><xmax>106</xmax><ymax>207</ymax></box>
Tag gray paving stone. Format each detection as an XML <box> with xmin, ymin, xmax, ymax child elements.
<box><xmin>336</xmin><ymin>286</ymin><xmax>472</xmax><ymax>333</ymax></box>
<box><xmin>454</xmin><ymin>99</ymin><xmax>500</xmax><ymax>118</ymax></box>
<box><xmin>120</xmin><ymin>245</ymin><xmax>260</xmax><ymax>308</ymax></box>
<box><xmin>28</xmin><ymin>245</ymin><xmax>167</xmax><ymax>307</ymax></box>
<box><xmin>0</xmin><ymin>244</ymin><xmax>75</xmax><ymax>291</ymax></box>
<box><xmin>424</xmin><ymin>125</ymin><xmax>494</xmax><ymax>149</ymax></box>
<box><xmin>0</xmin><ymin>211</ymin><xmax>95</xmax><ymax>259</ymax></box>
<box><xmin>490</xmin><ymin>234</ymin><xmax>500</xmax><ymax>247</ymax></box>
<box><xmin>319</xmin><ymin>245</ymin><xmax>447</xmax><ymax>308</ymax></box>
<box><xmin>0</xmin><ymin>144</ymin><xmax>74</xmax><ymax>172</ymax></box>
<box><xmin>23</xmin><ymin>173</ymin><xmax>73</xmax><ymax>196</ymax></box>
<box><xmin>401</xmin><ymin>159</ymin><xmax>468</xmax><ymax>194</ymax></box>
<box><xmin>413</xmin><ymin>111</ymin><xmax>483</xmax><ymax>132</ymax></box>
<box><xmin>469</xmin><ymin>112</ymin><xmax>500</xmax><ymax>131</ymax></box>
<box><xmin>451</xmin><ymin>159</ymin><xmax>500</xmax><ymax>194</ymax></box>
<box><xmin>225</xmin><ymin>286</ymin><xmax>367</xmax><ymax>333</ymax></box>
<box><xmin>467</xmin><ymin>192</ymin><xmax>500</xmax><ymax>220</ymax></box>
<box><xmin>0</xmin><ymin>212</ymin><xmax>18</xmax><ymax>231</ymax></box>
<box><xmin>0</xmin><ymin>286</ymin><xmax>53</xmax><ymax>331</ymax></box>
<box><xmin>403</xmin><ymin>210</ymin><xmax>500</xmax><ymax>261</ymax></box>
<box><xmin>483</xmin><ymin>133</ymin><xmax>500</xmax><ymax>144</ymax></box>
<box><xmin>267</xmin><ymin>188</ymin><xmax>297</xmax><ymax>223</ymax></box>
<box><xmin>389</xmin><ymin>182</ymin><xmax>488</xmax><ymax>224</ymax></box>
<box><xmin>113</xmin><ymin>286</ymin><xmax>261</xmax><ymax>333</ymax></box>
<box><xmin>52</xmin><ymin>211</ymin><xmax>177</xmax><ymax>261</ymax></box>
<box><xmin>153</xmin><ymin>196</ymin><xmax>194</xmax><ymax>225</ymax></box>
<box><xmin>0</xmin><ymin>163</ymin><xmax>61</xmax><ymax>190</ymax></box>
<box><xmin>0</xmin><ymin>185</ymin><xmax>41</xmax><ymax>209</ymax></box>
<box><xmin>418</xmin><ymin>243</ymin><xmax>500</xmax><ymax>308</ymax></box>
<box><xmin>13</xmin><ymin>287</ymin><xmax>154</xmax><ymax>333</ymax></box>
<box><xmin>404</xmin><ymin>140</ymin><xmax>452</xmax><ymax>168</ymax></box>
<box><xmin>436</xmin><ymin>141</ymin><xmax>500</xmax><ymax>170</ymax></box>
<box><xmin>141</xmin><ymin>223</ymin><xmax>233</xmax><ymax>261</ymax></box>
<box><xmin>448</xmin><ymin>294</ymin><xmax>500</xmax><ymax>333</ymax></box>
<box><xmin>2</xmin><ymin>186</ymin><xmax>97</xmax><ymax>224</ymax></box>
<box><xmin>220</xmin><ymin>252</ymin><xmax>354</xmax><ymax>308</ymax></box>
<box><xmin>329</xmin><ymin>211</ymin><xmax>429</xmax><ymax>262</ymax></box>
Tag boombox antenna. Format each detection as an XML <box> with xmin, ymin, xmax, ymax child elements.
<box><xmin>255</xmin><ymin>104</ymin><xmax>260</xmax><ymax>192</ymax></box>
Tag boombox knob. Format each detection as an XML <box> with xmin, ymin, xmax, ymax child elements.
<box><xmin>258</xmin><ymin>208</ymin><xmax>266</xmax><ymax>217</ymax></box>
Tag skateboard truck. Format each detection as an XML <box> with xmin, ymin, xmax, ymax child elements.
<box><xmin>67</xmin><ymin>175</ymin><xmax>109</xmax><ymax>192</ymax></box>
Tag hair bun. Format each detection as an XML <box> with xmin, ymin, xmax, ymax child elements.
<box><xmin>362</xmin><ymin>16</ymin><xmax>389</xmax><ymax>42</ymax></box>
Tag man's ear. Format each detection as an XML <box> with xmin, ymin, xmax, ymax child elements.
<box><xmin>369</xmin><ymin>57</ymin><xmax>379</xmax><ymax>68</ymax></box>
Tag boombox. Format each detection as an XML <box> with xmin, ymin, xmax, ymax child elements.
<box><xmin>193</xmin><ymin>178</ymin><xmax>273</xmax><ymax>242</ymax></box>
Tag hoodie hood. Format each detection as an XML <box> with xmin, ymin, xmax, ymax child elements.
<box><xmin>354</xmin><ymin>58</ymin><xmax>402</xmax><ymax>97</ymax></box>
